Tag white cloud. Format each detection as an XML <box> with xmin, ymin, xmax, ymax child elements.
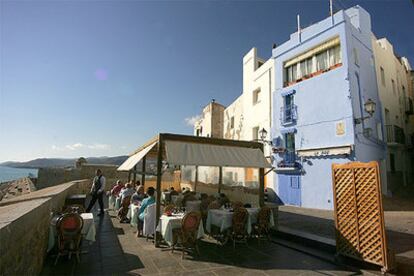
<box><xmin>65</xmin><ymin>143</ymin><xmax>84</xmax><ymax>150</ymax></box>
<box><xmin>52</xmin><ymin>143</ymin><xmax>111</xmax><ymax>151</ymax></box>
<box><xmin>87</xmin><ymin>143</ymin><xmax>110</xmax><ymax>150</ymax></box>
<box><xmin>184</xmin><ymin>115</ymin><xmax>201</xmax><ymax>127</ymax></box>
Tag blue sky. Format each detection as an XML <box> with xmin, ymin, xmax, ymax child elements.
<box><xmin>1</xmin><ymin>0</ymin><xmax>413</xmax><ymax>162</ymax></box>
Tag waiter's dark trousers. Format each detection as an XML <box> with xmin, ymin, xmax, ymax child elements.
<box><xmin>86</xmin><ymin>192</ymin><xmax>104</xmax><ymax>213</ymax></box>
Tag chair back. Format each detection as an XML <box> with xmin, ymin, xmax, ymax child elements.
<box><xmin>208</xmin><ymin>201</ymin><xmax>221</xmax><ymax>210</ymax></box>
<box><xmin>57</xmin><ymin>213</ymin><xmax>84</xmax><ymax>238</ymax></box>
<box><xmin>232</xmin><ymin>207</ymin><xmax>248</xmax><ymax>235</ymax></box>
<box><xmin>181</xmin><ymin>211</ymin><xmax>201</xmax><ymax>235</ymax></box>
<box><xmin>143</xmin><ymin>203</ymin><xmax>157</xmax><ymax>236</ymax></box>
<box><xmin>257</xmin><ymin>206</ymin><xmax>271</xmax><ymax>230</ymax></box>
<box><xmin>121</xmin><ymin>195</ymin><xmax>131</xmax><ymax>208</ymax></box>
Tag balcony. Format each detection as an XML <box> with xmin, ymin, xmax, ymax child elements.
<box><xmin>280</xmin><ymin>105</ymin><xmax>297</xmax><ymax>126</ymax></box>
<box><xmin>275</xmin><ymin>151</ymin><xmax>300</xmax><ymax>172</ymax></box>
<box><xmin>385</xmin><ymin>125</ymin><xmax>405</xmax><ymax>145</ymax></box>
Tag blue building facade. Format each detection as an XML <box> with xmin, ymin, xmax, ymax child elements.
<box><xmin>271</xmin><ymin>6</ymin><xmax>387</xmax><ymax>210</ymax></box>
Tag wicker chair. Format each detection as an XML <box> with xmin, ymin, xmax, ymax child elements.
<box><xmin>164</xmin><ymin>204</ymin><xmax>176</xmax><ymax>214</ymax></box>
<box><xmin>254</xmin><ymin>206</ymin><xmax>272</xmax><ymax>245</ymax></box>
<box><xmin>231</xmin><ymin>207</ymin><xmax>249</xmax><ymax>249</ymax></box>
<box><xmin>55</xmin><ymin>213</ymin><xmax>84</xmax><ymax>265</ymax></box>
<box><xmin>117</xmin><ymin>195</ymin><xmax>132</xmax><ymax>222</ymax></box>
<box><xmin>172</xmin><ymin>211</ymin><xmax>202</xmax><ymax>259</ymax></box>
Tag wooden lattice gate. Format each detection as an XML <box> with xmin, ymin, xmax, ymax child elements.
<box><xmin>332</xmin><ymin>161</ymin><xmax>393</xmax><ymax>272</ymax></box>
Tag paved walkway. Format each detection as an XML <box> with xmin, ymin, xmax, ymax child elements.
<box><xmin>278</xmin><ymin>205</ymin><xmax>414</xmax><ymax>275</ymax></box>
<box><xmin>41</xmin><ymin>197</ymin><xmax>358</xmax><ymax>276</ymax></box>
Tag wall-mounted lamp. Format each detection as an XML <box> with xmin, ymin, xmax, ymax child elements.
<box><xmin>354</xmin><ymin>98</ymin><xmax>376</xmax><ymax>124</ymax></box>
<box><xmin>254</xmin><ymin>128</ymin><xmax>273</xmax><ymax>146</ymax></box>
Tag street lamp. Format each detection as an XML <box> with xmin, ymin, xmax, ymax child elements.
<box><xmin>355</xmin><ymin>98</ymin><xmax>376</xmax><ymax>124</ymax></box>
<box><xmin>259</xmin><ymin>128</ymin><xmax>268</xmax><ymax>141</ymax></box>
<box><xmin>364</xmin><ymin>98</ymin><xmax>376</xmax><ymax>117</ymax></box>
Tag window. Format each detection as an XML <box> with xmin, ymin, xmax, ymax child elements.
<box><xmin>377</xmin><ymin>122</ymin><xmax>383</xmax><ymax>141</ymax></box>
<box><xmin>380</xmin><ymin>67</ymin><xmax>385</xmax><ymax>86</ymax></box>
<box><xmin>384</xmin><ymin>108</ymin><xmax>390</xmax><ymax>125</ymax></box>
<box><xmin>252</xmin><ymin>126</ymin><xmax>260</xmax><ymax>140</ymax></box>
<box><xmin>284</xmin><ymin>132</ymin><xmax>296</xmax><ymax>164</ymax></box>
<box><xmin>284</xmin><ymin>40</ymin><xmax>341</xmax><ymax>87</ymax></box>
<box><xmin>253</xmin><ymin>88</ymin><xmax>261</xmax><ymax>104</ymax></box>
<box><xmin>390</xmin><ymin>153</ymin><xmax>395</xmax><ymax>172</ymax></box>
<box><xmin>392</xmin><ymin>79</ymin><xmax>396</xmax><ymax>94</ymax></box>
<box><xmin>285</xmin><ymin>133</ymin><xmax>295</xmax><ymax>152</ymax></box>
<box><xmin>230</xmin><ymin>116</ymin><xmax>235</xmax><ymax>129</ymax></box>
<box><xmin>257</xmin><ymin>60</ymin><xmax>264</xmax><ymax>68</ymax></box>
<box><xmin>196</xmin><ymin>127</ymin><xmax>203</xmax><ymax>136</ymax></box>
<box><xmin>316</xmin><ymin>51</ymin><xmax>328</xmax><ymax>71</ymax></box>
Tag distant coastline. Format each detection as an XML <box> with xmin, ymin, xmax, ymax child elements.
<box><xmin>0</xmin><ymin>166</ymin><xmax>38</xmax><ymax>184</ymax></box>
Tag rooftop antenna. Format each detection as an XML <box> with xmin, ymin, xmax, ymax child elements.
<box><xmin>297</xmin><ymin>14</ymin><xmax>301</xmax><ymax>43</ymax></box>
<box><xmin>330</xmin><ymin>0</ymin><xmax>334</xmax><ymax>25</ymax></box>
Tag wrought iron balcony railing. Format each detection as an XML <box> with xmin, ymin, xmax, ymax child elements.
<box><xmin>385</xmin><ymin>125</ymin><xmax>405</xmax><ymax>145</ymax></box>
<box><xmin>280</xmin><ymin>104</ymin><xmax>297</xmax><ymax>125</ymax></box>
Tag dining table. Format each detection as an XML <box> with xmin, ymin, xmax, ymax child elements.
<box><xmin>156</xmin><ymin>213</ymin><xmax>205</xmax><ymax>246</ymax></box>
<box><xmin>47</xmin><ymin>212</ymin><xmax>96</xmax><ymax>252</ymax></box>
<box><xmin>205</xmin><ymin>207</ymin><xmax>275</xmax><ymax>235</ymax></box>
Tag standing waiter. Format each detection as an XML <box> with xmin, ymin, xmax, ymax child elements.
<box><xmin>86</xmin><ymin>169</ymin><xmax>106</xmax><ymax>216</ymax></box>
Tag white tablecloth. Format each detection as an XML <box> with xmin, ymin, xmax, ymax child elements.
<box><xmin>108</xmin><ymin>195</ymin><xmax>116</xmax><ymax>209</ymax></box>
<box><xmin>156</xmin><ymin>214</ymin><xmax>205</xmax><ymax>246</ymax></box>
<box><xmin>114</xmin><ymin>197</ymin><xmax>121</xmax><ymax>211</ymax></box>
<box><xmin>127</xmin><ymin>204</ymin><xmax>141</xmax><ymax>227</ymax></box>
<box><xmin>47</xmin><ymin>213</ymin><xmax>96</xmax><ymax>252</ymax></box>
<box><xmin>206</xmin><ymin>208</ymin><xmax>274</xmax><ymax>234</ymax></box>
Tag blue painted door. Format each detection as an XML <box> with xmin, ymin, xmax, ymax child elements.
<box><xmin>278</xmin><ymin>174</ymin><xmax>301</xmax><ymax>206</ymax></box>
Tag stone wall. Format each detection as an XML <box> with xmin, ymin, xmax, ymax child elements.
<box><xmin>0</xmin><ymin>179</ymin><xmax>91</xmax><ymax>276</ymax></box>
<box><xmin>37</xmin><ymin>164</ymin><xmax>129</xmax><ymax>190</ymax></box>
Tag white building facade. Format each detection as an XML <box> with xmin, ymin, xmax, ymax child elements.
<box><xmin>194</xmin><ymin>48</ymin><xmax>276</xmax><ymax>192</ymax></box>
<box><xmin>372</xmin><ymin>38</ymin><xmax>414</xmax><ymax>192</ymax></box>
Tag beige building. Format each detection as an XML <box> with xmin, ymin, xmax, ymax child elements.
<box><xmin>193</xmin><ymin>48</ymin><xmax>276</xmax><ymax>191</ymax></box>
<box><xmin>372</xmin><ymin>37</ymin><xmax>414</xmax><ymax>192</ymax></box>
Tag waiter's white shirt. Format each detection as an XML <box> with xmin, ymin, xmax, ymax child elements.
<box><xmin>92</xmin><ymin>176</ymin><xmax>106</xmax><ymax>194</ymax></box>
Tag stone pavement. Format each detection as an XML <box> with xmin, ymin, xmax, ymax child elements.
<box><xmin>41</xmin><ymin>196</ymin><xmax>358</xmax><ymax>276</ymax></box>
<box><xmin>278</xmin><ymin>205</ymin><xmax>414</xmax><ymax>275</ymax></box>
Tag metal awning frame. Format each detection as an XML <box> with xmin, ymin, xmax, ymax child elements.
<box><xmin>121</xmin><ymin>133</ymin><xmax>267</xmax><ymax>247</ymax></box>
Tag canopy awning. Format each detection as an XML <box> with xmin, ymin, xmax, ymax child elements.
<box><xmin>164</xmin><ymin>140</ymin><xmax>271</xmax><ymax>168</ymax></box>
<box><xmin>281</xmin><ymin>89</ymin><xmax>296</xmax><ymax>97</ymax></box>
<box><xmin>297</xmin><ymin>145</ymin><xmax>352</xmax><ymax>157</ymax></box>
<box><xmin>280</xmin><ymin>127</ymin><xmax>297</xmax><ymax>135</ymax></box>
<box><xmin>117</xmin><ymin>142</ymin><xmax>157</xmax><ymax>171</ymax></box>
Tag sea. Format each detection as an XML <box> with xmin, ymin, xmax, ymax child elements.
<box><xmin>0</xmin><ymin>166</ymin><xmax>38</xmax><ymax>184</ymax></box>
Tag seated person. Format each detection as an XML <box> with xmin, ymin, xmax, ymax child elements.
<box><xmin>111</xmin><ymin>180</ymin><xmax>124</xmax><ymax>197</ymax></box>
<box><xmin>169</xmin><ymin>186</ymin><xmax>179</xmax><ymax>196</ymax></box>
<box><xmin>218</xmin><ymin>193</ymin><xmax>230</xmax><ymax>206</ymax></box>
<box><xmin>119</xmin><ymin>183</ymin><xmax>135</xmax><ymax>202</ymax></box>
<box><xmin>131</xmin><ymin>185</ymin><xmax>146</xmax><ymax>205</ymax></box>
<box><xmin>137</xmin><ymin>187</ymin><xmax>156</xmax><ymax>237</ymax></box>
<box><xmin>138</xmin><ymin>187</ymin><xmax>156</xmax><ymax>221</ymax></box>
